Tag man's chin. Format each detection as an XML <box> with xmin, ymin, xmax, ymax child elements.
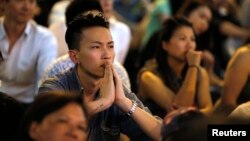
<box><xmin>96</xmin><ymin>71</ymin><xmax>105</xmax><ymax>79</ymax></box>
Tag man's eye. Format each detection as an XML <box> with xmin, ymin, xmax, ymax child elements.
<box><xmin>57</xmin><ymin>118</ymin><xmax>68</xmax><ymax>123</ymax></box>
<box><xmin>179</xmin><ymin>37</ymin><xmax>186</xmax><ymax>40</ymax></box>
<box><xmin>91</xmin><ymin>46</ymin><xmax>100</xmax><ymax>49</ymax></box>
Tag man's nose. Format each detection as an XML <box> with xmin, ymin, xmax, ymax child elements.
<box><xmin>22</xmin><ymin>0</ymin><xmax>32</xmax><ymax>10</ymax></box>
<box><xmin>102</xmin><ymin>48</ymin><xmax>112</xmax><ymax>60</ymax></box>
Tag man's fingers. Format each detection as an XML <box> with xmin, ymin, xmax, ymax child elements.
<box><xmin>111</xmin><ymin>64</ymin><xmax>118</xmax><ymax>78</ymax></box>
<box><xmin>104</xmin><ymin>63</ymin><xmax>113</xmax><ymax>82</ymax></box>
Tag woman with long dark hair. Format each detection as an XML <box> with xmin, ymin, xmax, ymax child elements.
<box><xmin>137</xmin><ymin>17</ymin><xmax>213</xmax><ymax>118</ymax></box>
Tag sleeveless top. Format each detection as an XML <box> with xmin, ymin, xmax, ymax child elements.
<box><xmin>138</xmin><ymin>59</ymin><xmax>200</xmax><ymax>118</ymax></box>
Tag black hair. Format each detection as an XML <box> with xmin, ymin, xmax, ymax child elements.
<box><xmin>161</xmin><ymin>108</ymin><xmax>207</xmax><ymax>141</ymax></box>
<box><xmin>156</xmin><ymin>17</ymin><xmax>194</xmax><ymax>92</ymax></box>
<box><xmin>176</xmin><ymin>0</ymin><xmax>210</xmax><ymax>18</ymax></box>
<box><xmin>18</xmin><ymin>91</ymin><xmax>87</xmax><ymax>141</ymax></box>
<box><xmin>65</xmin><ymin>0</ymin><xmax>103</xmax><ymax>27</ymax></box>
<box><xmin>0</xmin><ymin>92</ymin><xmax>24</xmax><ymax>141</ymax></box>
<box><xmin>65</xmin><ymin>11</ymin><xmax>109</xmax><ymax>50</ymax></box>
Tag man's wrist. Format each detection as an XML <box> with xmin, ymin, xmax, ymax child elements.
<box><xmin>188</xmin><ymin>64</ymin><xmax>199</xmax><ymax>68</ymax></box>
<box><xmin>127</xmin><ymin>100</ymin><xmax>138</xmax><ymax>117</ymax></box>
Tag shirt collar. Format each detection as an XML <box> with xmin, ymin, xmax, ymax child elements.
<box><xmin>72</xmin><ymin>66</ymin><xmax>84</xmax><ymax>93</ymax></box>
<box><xmin>109</xmin><ymin>16</ymin><xmax>117</xmax><ymax>24</ymax></box>
<box><xmin>24</xmin><ymin>20</ymin><xmax>32</xmax><ymax>36</ymax></box>
<box><xmin>72</xmin><ymin>66</ymin><xmax>101</xmax><ymax>98</ymax></box>
<box><xmin>0</xmin><ymin>18</ymin><xmax>32</xmax><ymax>39</ymax></box>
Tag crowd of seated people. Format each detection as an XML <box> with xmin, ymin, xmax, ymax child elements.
<box><xmin>1</xmin><ymin>0</ymin><xmax>250</xmax><ymax>141</ymax></box>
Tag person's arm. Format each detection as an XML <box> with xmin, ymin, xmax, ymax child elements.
<box><xmin>83</xmin><ymin>63</ymin><xmax>115</xmax><ymax>116</ymax></box>
<box><xmin>220</xmin><ymin>47</ymin><xmax>250</xmax><ymax>115</ymax></box>
<box><xmin>173</xmin><ymin>50</ymin><xmax>202</xmax><ymax>107</ymax></box>
<box><xmin>220</xmin><ymin>21</ymin><xmax>250</xmax><ymax>40</ymax></box>
<box><xmin>196</xmin><ymin>67</ymin><xmax>213</xmax><ymax>114</ymax></box>
<box><xmin>112</xmin><ymin>65</ymin><xmax>162</xmax><ymax>141</ymax></box>
<box><xmin>139</xmin><ymin>71</ymin><xmax>175</xmax><ymax>111</ymax></box>
<box><xmin>114</xmin><ymin>61</ymin><xmax>131</xmax><ymax>90</ymax></box>
<box><xmin>173</xmin><ymin>66</ymin><xmax>198</xmax><ymax>107</ymax></box>
<box><xmin>120</xmin><ymin>98</ymin><xmax>162</xmax><ymax>141</ymax></box>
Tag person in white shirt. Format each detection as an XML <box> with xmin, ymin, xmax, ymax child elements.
<box><xmin>0</xmin><ymin>0</ymin><xmax>57</xmax><ymax>104</ymax></box>
<box><xmin>99</xmin><ymin>0</ymin><xmax>131</xmax><ymax>64</ymax></box>
<box><xmin>48</xmin><ymin>0</ymin><xmax>72</xmax><ymax>57</ymax></box>
<box><xmin>49</xmin><ymin>0</ymin><xmax>131</xmax><ymax>64</ymax></box>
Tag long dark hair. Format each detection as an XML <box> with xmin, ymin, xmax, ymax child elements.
<box><xmin>156</xmin><ymin>17</ymin><xmax>194</xmax><ymax>92</ymax></box>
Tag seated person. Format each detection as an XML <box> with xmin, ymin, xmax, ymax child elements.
<box><xmin>39</xmin><ymin>11</ymin><xmax>159</xmax><ymax>141</ymax></box>
<box><xmin>18</xmin><ymin>91</ymin><xmax>89</xmax><ymax>141</ymax></box>
<box><xmin>0</xmin><ymin>0</ymin><xmax>57</xmax><ymax>104</ymax></box>
<box><xmin>43</xmin><ymin>0</ymin><xmax>131</xmax><ymax>90</ymax></box>
<box><xmin>137</xmin><ymin>17</ymin><xmax>213</xmax><ymax>118</ymax></box>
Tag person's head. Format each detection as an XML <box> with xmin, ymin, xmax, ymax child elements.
<box><xmin>211</xmin><ymin>0</ymin><xmax>229</xmax><ymax>8</ymax></box>
<box><xmin>2</xmin><ymin>0</ymin><xmax>36</xmax><ymax>24</ymax></box>
<box><xmin>19</xmin><ymin>91</ymin><xmax>89</xmax><ymax>141</ymax></box>
<box><xmin>162</xmin><ymin>107</ymin><xmax>208</xmax><ymax>141</ymax></box>
<box><xmin>66</xmin><ymin>11</ymin><xmax>114</xmax><ymax>78</ymax></box>
<box><xmin>65</xmin><ymin>0</ymin><xmax>102</xmax><ymax>27</ymax></box>
<box><xmin>177</xmin><ymin>0</ymin><xmax>212</xmax><ymax>35</ymax></box>
<box><xmin>99</xmin><ymin>0</ymin><xmax>113</xmax><ymax>14</ymax></box>
<box><xmin>156</xmin><ymin>17</ymin><xmax>196</xmax><ymax>65</ymax></box>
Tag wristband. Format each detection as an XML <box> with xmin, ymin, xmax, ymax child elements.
<box><xmin>127</xmin><ymin>100</ymin><xmax>138</xmax><ymax>117</ymax></box>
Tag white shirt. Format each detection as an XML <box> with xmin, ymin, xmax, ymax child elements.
<box><xmin>0</xmin><ymin>18</ymin><xmax>58</xmax><ymax>103</ymax></box>
<box><xmin>109</xmin><ymin>17</ymin><xmax>131</xmax><ymax>64</ymax></box>
<box><xmin>48</xmin><ymin>0</ymin><xmax>72</xmax><ymax>26</ymax></box>
<box><xmin>49</xmin><ymin>21</ymin><xmax>68</xmax><ymax>57</ymax></box>
<box><xmin>48</xmin><ymin>0</ymin><xmax>71</xmax><ymax>57</ymax></box>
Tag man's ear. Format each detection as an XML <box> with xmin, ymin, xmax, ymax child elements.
<box><xmin>29</xmin><ymin>122</ymin><xmax>40</xmax><ymax>140</ymax></box>
<box><xmin>68</xmin><ymin>50</ymin><xmax>79</xmax><ymax>64</ymax></box>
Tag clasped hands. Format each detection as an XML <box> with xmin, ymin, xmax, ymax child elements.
<box><xmin>186</xmin><ymin>50</ymin><xmax>202</xmax><ymax>67</ymax></box>
<box><xmin>83</xmin><ymin>62</ymin><xmax>130</xmax><ymax>116</ymax></box>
